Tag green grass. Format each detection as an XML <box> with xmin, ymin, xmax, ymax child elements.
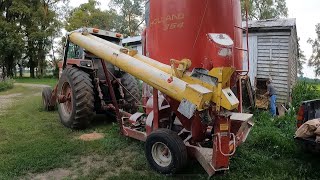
<box><xmin>14</xmin><ymin>77</ymin><xmax>58</xmax><ymax>87</ymax></box>
<box><xmin>0</xmin><ymin>79</ymin><xmax>14</xmax><ymax>92</ymax></box>
<box><xmin>1</xmin><ymin>84</ymin><xmax>320</xmax><ymax>179</ymax></box>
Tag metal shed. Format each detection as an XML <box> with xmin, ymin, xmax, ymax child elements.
<box><xmin>242</xmin><ymin>18</ymin><xmax>298</xmax><ymax>104</ymax></box>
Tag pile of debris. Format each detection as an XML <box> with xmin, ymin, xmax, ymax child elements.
<box><xmin>256</xmin><ymin>94</ymin><xmax>268</xmax><ymax>109</ymax></box>
<box><xmin>295</xmin><ymin>119</ymin><xmax>320</xmax><ymax>142</ymax></box>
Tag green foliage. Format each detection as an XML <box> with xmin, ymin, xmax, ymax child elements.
<box><xmin>249</xmin><ymin>111</ymin><xmax>296</xmax><ymax>155</ymax></box>
<box><xmin>0</xmin><ymin>0</ymin><xmax>25</xmax><ymax>77</ymax></box>
<box><xmin>308</xmin><ymin>23</ymin><xmax>320</xmax><ymax>76</ymax></box>
<box><xmin>0</xmin><ymin>0</ymin><xmax>65</xmax><ymax>78</ymax></box>
<box><xmin>241</xmin><ymin>0</ymin><xmax>288</xmax><ymax>20</ymax></box>
<box><xmin>298</xmin><ymin>38</ymin><xmax>307</xmax><ymax>77</ymax></box>
<box><xmin>0</xmin><ymin>79</ymin><xmax>14</xmax><ymax>92</ymax></box>
<box><xmin>292</xmin><ymin>81</ymin><xmax>320</xmax><ymax>110</ymax></box>
<box><xmin>109</xmin><ymin>0</ymin><xmax>144</xmax><ymax>37</ymax></box>
<box><xmin>65</xmin><ymin>0</ymin><xmax>116</xmax><ymax>31</ymax></box>
<box><xmin>65</xmin><ymin>0</ymin><xmax>144</xmax><ymax>37</ymax></box>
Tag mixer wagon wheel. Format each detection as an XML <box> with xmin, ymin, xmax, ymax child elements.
<box><xmin>57</xmin><ymin>67</ymin><xmax>94</xmax><ymax>129</ymax></box>
<box><xmin>145</xmin><ymin>128</ymin><xmax>188</xmax><ymax>175</ymax></box>
<box><xmin>121</xmin><ymin>73</ymin><xmax>140</xmax><ymax>112</ymax></box>
<box><xmin>42</xmin><ymin>87</ymin><xmax>55</xmax><ymax>111</ymax></box>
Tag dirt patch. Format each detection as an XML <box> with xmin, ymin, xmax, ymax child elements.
<box><xmin>26</xmin><ymin>169</ymin><xmax>72</xmax><ymax>180</ymax></box>
<box><xmin>14</xmin><ymin>83</ymin><xmax>50</xmax><ymax>88</ymax></box>
<box><xmin>25</xmin><ymin>148</ymin><xmax>140</xmax><ymax>179</ymax></box>
<box><xmin>0</xmin><ymin>83</ymin><xmax>50</xmax><ymax>115</ymax></box>
<box><xmin>79</xmin><ymin>132</ymin><xmax>105</xmax><ymax>141</ymax></box>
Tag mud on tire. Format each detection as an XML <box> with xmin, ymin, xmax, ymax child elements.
<box><xmin>57</xmin><ymin>67</ymin><xmax>94</xmax><ymax>129</ymax></box>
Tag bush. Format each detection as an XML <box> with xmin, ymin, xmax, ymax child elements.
<box><xmin>249</xmin><ymin>111</ymin><xmax>297</xmax><ymax>156</ymax></box>
<box><xmin>0</xmin><ymin>79</ymin><xmax>14</xmax><ymax>92</ymax></box>
<box><xmin>292</xmin><ymin>81</ymin><xmax>320</xmax><ymax>110</ymax></box>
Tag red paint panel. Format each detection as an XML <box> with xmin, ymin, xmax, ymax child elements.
<box><xmin>146</xmin><ymin>0</ymin><xmax>243</xmax><ymax>85</ymax></box>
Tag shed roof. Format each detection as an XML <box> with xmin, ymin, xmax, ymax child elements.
<box><xmin>122</xmin><ymin>36</ymin><xmax>142</xmax><ymax>44</ymax></box>
<box><xmin>242</xmin><ymin>18</ymin><xmax>296</xmax><ymax>30</ymax></box>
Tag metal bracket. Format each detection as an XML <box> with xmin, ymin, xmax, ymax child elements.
<box><xmin>178</xmin><ymin>99</ymin><xmax>197</xmax><ymax>119</ymax></box>
<box><xmin>190</xmin><ymin>68</ymin><xmax>218</xmax><ymax>86</ymax></box>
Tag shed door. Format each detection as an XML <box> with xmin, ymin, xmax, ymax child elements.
<box><xmin>242</xmin><ymin>35</ymin><xmax>258</xmax><ymax>87</ymax></box>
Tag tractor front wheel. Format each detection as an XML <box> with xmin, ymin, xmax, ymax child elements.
<box><xmin>42</xmin><ymin>87</ymin><xmax>55</xmax><ymax>111</ymax></box>
<box><xmin>145</xmin><ymin>128</ymin><xmax>188</xmax><ymax>175</ymax></box>
<box><xmin>57</xmin><ymin>67</ymin><xmax>94</xmax><ymax>129</ymax></box>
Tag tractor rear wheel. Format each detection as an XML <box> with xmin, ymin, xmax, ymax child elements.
<box><xmin>57</xmin><ymin>67</ymin><xmax>94</xmax><ymax>129</ymax></box>
<box><xmin>121</xmin><ymin>73</ymin><xmax>140</xmax><ymax>112</ymax></box>
<box><xmin>145</xmin><ymin>128</ymin><xmax>188</xmax><ymax>175</ymax></box>
<box><xmin>42</xmin><ymin>87</ymin><xmax>55</xmax><ymax>111</ymax></box>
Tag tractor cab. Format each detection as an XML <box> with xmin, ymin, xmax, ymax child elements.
<box><xmin>58</xmin><ymin>28</ymin><xmax>123</xmax><ymax>78</ymax></box>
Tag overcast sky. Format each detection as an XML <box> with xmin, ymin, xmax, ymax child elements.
<box><xmin>69</xmin><ymin>0</ymin><xmax>320</xmax><ymax>78</ymax></box>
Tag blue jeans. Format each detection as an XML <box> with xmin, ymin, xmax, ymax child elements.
<box><xmin>270</xmin><ymin>95</ymin><xmax>277</xmax><ymax>116</ymax></box>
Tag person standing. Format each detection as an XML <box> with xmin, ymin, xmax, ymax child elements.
<box><xmin>265</xmin><ymin>80</ymin><xmax>277</xmax><ymax>116</ymax></box>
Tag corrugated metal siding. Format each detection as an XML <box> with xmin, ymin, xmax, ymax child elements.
<box><xmin>255</xmin><ymin>33</ymin><xmax>290</xmax><ymax>104</ymax></box>
<box><xmin>242</xmin><ymin>35</ymin><xmax>258</xmax><ymax>87</ymax></box>
<box><xmin>288</xmin><ymin>27</ymin><xmax>298</xmax><ymax>92</ymax></box>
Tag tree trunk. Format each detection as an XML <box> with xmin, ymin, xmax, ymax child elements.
<box><xmin>18</xmin><ymin>63</ymin><xmax>23</xmax><ymax>77</ymax></box>
<box><xmin>1</xmin><ymin>62</ymin><xmax>6</xmax><ymax>79</ymax></box>
<box><xmin>5</xmin><ymin>54</ymin><xmax>14</xmax><ymax>77</ymax></box>
<box><xmin>30</xmin><ymin>60</ymin><xmax>35</xmax><ymax>78</ymax></box>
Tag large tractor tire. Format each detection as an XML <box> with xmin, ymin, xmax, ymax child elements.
<box><xmin>42</xmin><ymin>87</ymin><xmax>55</xmax><ymax>111</ymax></box>
<box><xmin>145</xmin><ymin>128</ymin><xmax>188</xmax><ymax>175</ymax></box>
<box><xmin>57</xmin><ymin>67</ymin><xmax>94</xmax><ymax>129</ymax></box>
<box><xmin>121</xmin><ymin>73</ymin><xmax>140</xmax><ymax>112</ymax></box>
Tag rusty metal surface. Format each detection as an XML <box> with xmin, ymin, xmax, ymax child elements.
<box><xmin>101</xmin><ymin>59</ymin><xmax>123</xmax><ymax>133</ymax></box>
<box><xmin>122</xmin><ymin>126</ymin><xmax>147</xmax><ymax>142</ymax></box>
<box><xmin>49</xmin><ymin>85</ymin><xmax>58</xmax><ymax>106</ymax></box>
<box><xmin>60</xmin><ymin>82</ymin><xmax>72</xmax><ymax>113</ymax></box>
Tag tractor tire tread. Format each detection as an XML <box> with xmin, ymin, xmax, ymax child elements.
<box><xmin>58</xmin><ymin>67</ymin><xmax>94</xmax><ymax>129</ymax></box>
<box><xmin>121</xmin><ymin>73</ymin><xmax>140</xmax><ymax>112</ymax></box>
<box><xmin>42</xmin><ymin>87</ymin><xmax>55</xmax><ymax>111</ymax></box>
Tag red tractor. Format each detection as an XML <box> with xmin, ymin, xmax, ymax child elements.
<box><xmin>42</xmin><ymin>28</ymin><xmax>140</xmax><ymax>129</ymax></box>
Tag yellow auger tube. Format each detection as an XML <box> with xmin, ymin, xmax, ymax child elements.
<box><xmin>87</xmin><ymin>34</ymin><xmax>172</xmax><ymax>74</ymax></box>
<box><xmin>85</xmin><ymin>33</ymin><xmax>239</xmax><ymax>111</ymax></box>
<box><xmin>87</xmin><ymin>34</ymin><xmax>217</xmax><ymax>92</ymax></box>
<box><xmin>69</xmin><ymin>32</ymin><xmax>212</xmax><ymax>110</ymax></box>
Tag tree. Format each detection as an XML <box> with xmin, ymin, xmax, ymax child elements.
<box><xmin>22</xmin><ymin>0</ymin><xmax>64</xmax><ymax>78</ymax></box>
<box><xmin>308</xmin><ymin>23</ymin><xmax>320</xmax><ymax>76</ymax></box>
<box><xmin>0</xmin><ymin>0</ymin><xmax>65</xmax><ymax>78</ymax></box>
<box><xmin>109</xmin><ymin>0</ymin><xmax>144</xmax><ymax>37</ymax></box>
<box><xmin>297</xmin><ymin>38</ymin><xmax>306</xmax><ymax>77</ymax></box>
<box><xmin>0</xmin><ymin>0</ymin><xmax>25</xmax><ymax>78</ymax></box>
<box><xmin>241</xmin><ymin>0</ymin><xmax>288</xmax><ymax>20</ymax></box>
<box><xmin>65</xmin><ymin>0</ymin><xmax>115</xmax><ymax>32</ymax></box>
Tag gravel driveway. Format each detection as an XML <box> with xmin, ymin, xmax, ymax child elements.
<box><xmin>0</xmin><ymin>83</ymin><xmax>49</xmax><ymax>115</ymax></box>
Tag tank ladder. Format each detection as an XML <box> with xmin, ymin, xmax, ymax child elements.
<box><xmin>234</xmin><ymin>0</ymin><xmax>250</xmax><ymax>112</ymax></box>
